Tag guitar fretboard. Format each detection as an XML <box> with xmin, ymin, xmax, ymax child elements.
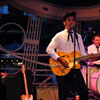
<box><xmin>76</xmin><ymin>52</ymin><xmax>100</xmax><ymax>61</ymax></box>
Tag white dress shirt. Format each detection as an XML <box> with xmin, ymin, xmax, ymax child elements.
<box><xmin>87</xmin><ymin>44</ymin><xmax>100</xmax><ymax>64</ymax></box>
<box><xmin>46</xmin><ymin>28</ymin><xmax>86</xmax><ymax>60</ymax></box>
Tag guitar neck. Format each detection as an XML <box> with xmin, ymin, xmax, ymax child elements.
<box><xmin>23</xmin><ymin>72</ymin><xmax>29</xmax><ymax>98</ymax></box>
<box><xmin>76</xmin><ymin>52</ymin><xmax>100</xmax><ymax>61</ymax></box>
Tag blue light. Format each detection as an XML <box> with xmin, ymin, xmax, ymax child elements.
<box><xmin>1</xmin><ymin>5</ymin><xmax>9</xmax><ymax>14</ymax></box>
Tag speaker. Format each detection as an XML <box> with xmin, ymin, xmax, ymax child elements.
<box><xmin>37</xmin><ymin>87</ymin><xmax>58</xmax><ymax>100</ymax></box>
<box><xmin>0</xmin><ymin>83</ymin><xmax>7</xmax><ymax>100</ymax></box>
<box><xmin>6</xmin><ymin>70</ymin><xmax>34</xmax><ymax>100</ymax></box>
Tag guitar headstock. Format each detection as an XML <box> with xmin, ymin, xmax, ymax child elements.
<box><xmin>22</xmin><ymin>64</ymin><xmax>25</xmax><ymax>74</ymax></box>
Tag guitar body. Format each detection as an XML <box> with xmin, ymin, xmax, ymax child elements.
<box><xmin>49</xmin><ymin>51</ymin><xmax>81</xmax><ymax>76</ymax></box>
<box><xmin>20</xmin><ymin>94</ymin><xmax>33</xmax><ymax>100</ymax></box>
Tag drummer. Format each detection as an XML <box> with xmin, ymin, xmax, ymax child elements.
<box><xmin>87</xmin><ymin>34</ymin><xmax>100</xmax><ymax>67</ymax></box>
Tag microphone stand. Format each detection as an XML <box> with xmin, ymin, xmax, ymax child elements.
<box><xmin>83</xmin><ymin>27</ymin><xmax>93</xmax><ymax>89</ymax></box>
<box><xmin>85</xmin><ymin>48</ymin><xmax>89</xmax><ymax>88</ymax></box>
<box><xmin>71</xmin><ymin>25</ymin><xmax>81</xmax><ymax>99</ymax></box>
<box><xmin>73</xmin><ymin>27</ymin><xmax>77</xmax><ymax>99</ymax></box>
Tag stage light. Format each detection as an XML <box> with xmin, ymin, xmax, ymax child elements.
<box><xmin>11</xmin><ymin>60</ymin><xmax>14</xmax><ymax>62</ymax></box>
<box><xmin>84</xmin><ymin>31</ymin><xmax>86</xmax><ymax>33</ymax></box>
<box><xmin>18</xmin><ymin>62</ymin><xmax>23</xmax><ymax>65</ymax></box>
<box><xmin>1</xmin><ymin>59</ymin><xmax>3</xmax><ymax>62</ymax></box>
<box><xmin>93</xmin><ymin>31</ymin><xmax>96</xmax><ymax>34</ymax></box>
<box><xmin>16</xmin><ymin>59</ymin><xmax>18</xmax><ymax>62</ymax></box>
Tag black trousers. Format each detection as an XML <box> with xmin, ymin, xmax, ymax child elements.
<box><xmin>56</xmin><ymin>69</ymin><xmax>88</xmax><ymax>100</ymax></box>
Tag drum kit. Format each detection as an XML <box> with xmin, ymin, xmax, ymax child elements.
<box><xmin>81</xmin><ymin>65</ymin><xmax>100</xmax><ymax>95</ymax></box>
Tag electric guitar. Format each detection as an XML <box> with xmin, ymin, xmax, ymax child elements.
<box><xmin>20</xmin><ymin>64</ymin><xmax>33</xmax><ymax>100</ymax></box>
<box><xmin>49</xmin><ymin>51</ymin><xmax>100</xmax><ymax>76</ymax></box>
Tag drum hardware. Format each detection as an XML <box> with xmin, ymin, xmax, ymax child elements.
<box><xmin>86</xmin><ymin>64</ymin><xmax>88</xmax><ymax>88</ymax></box>
<box><xmin>88</xmin><ymin>89</ymin><xmax>100</xmax><ymax>100</ymax></box>
<box><xmin>81</xmin><ymin>64</ymin><xmax>90</xmax><ymax>88</ymax></box>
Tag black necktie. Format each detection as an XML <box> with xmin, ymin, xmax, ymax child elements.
<box><xmin>96</xmin><ymin>46</ymin><xmax>99</xmax><ymax>53</ymax></box>
<box><xmin>67</xmin><ymin>31</ymin><xmax>73</xmax><ymax>42</ymax></box>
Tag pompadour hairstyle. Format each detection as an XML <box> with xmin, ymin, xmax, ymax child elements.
<box><xmin>63</xmin><ymin>11</ymin><xmax>76</xmax><ymax>21</ymax></box>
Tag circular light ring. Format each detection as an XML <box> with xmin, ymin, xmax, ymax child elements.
<box><xmin>0</xmin><ymin>22</ymin><xmax>26</xmax><ymax>51</ymax></box>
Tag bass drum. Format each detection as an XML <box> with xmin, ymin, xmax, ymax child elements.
<box><xmin>90</xmin><ymin>69</ymin><xmax>100</xmax><ymax>94</ymax></box>
<box><xmin>81</xmin><ymin>66</ymin><xmax>100</xmax><ymax>94</ymax></box>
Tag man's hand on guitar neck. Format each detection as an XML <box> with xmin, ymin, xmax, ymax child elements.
<box><xmin>87</xmin><ymin>53</ymin><xmax>100</xmax><ymax>62</ymax></box>
<box><xmin>57</xmin><ymin>57</ymin><xmax>69</xmax><ymax>68</ymax></box>
<box><xmin>82</xmin><ymin>53</ymin><xmax>96</xmax><ymax>62</ymax></box>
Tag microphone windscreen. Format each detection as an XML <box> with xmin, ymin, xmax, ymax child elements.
<box><xmin>71</xmin><ymin>25</ymin><xmax>76</xmax><ymax>32</ymax></box>
<box><xmin>71</xmin><ymin>25</ymin><xmax>75</xmax><ymax>30</ymax></box>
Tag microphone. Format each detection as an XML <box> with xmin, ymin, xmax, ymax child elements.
<box><xmin>71</xmin><ymin>25</ymin><xmax>77</xmax><ymax>33</ymax></box>
<box><xmin>71</xmin><ymin>25</ymin><xmax>78</xmax><ymax>39</ymax></box>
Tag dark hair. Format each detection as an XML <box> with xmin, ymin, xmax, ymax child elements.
<box><xmin>92</xmin><ymin>34</ymin><xmax>100</xmax><ymax>40</ymax></box>
<box><xmin>63</xmin><ymin>11</ymin><xmax>76</xmax><ymax>21</ymax></box>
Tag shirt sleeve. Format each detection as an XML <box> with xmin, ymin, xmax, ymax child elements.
<box><xmin>46</xmin><ymin>34</ymin><xmax>60</xmax><ymax>60</ymax></box>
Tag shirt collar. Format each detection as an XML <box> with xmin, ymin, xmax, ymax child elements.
<box><xmin>65</xmin><ymin>28</ymin><xmax>74</xmax><ymax>33</ymax></box>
